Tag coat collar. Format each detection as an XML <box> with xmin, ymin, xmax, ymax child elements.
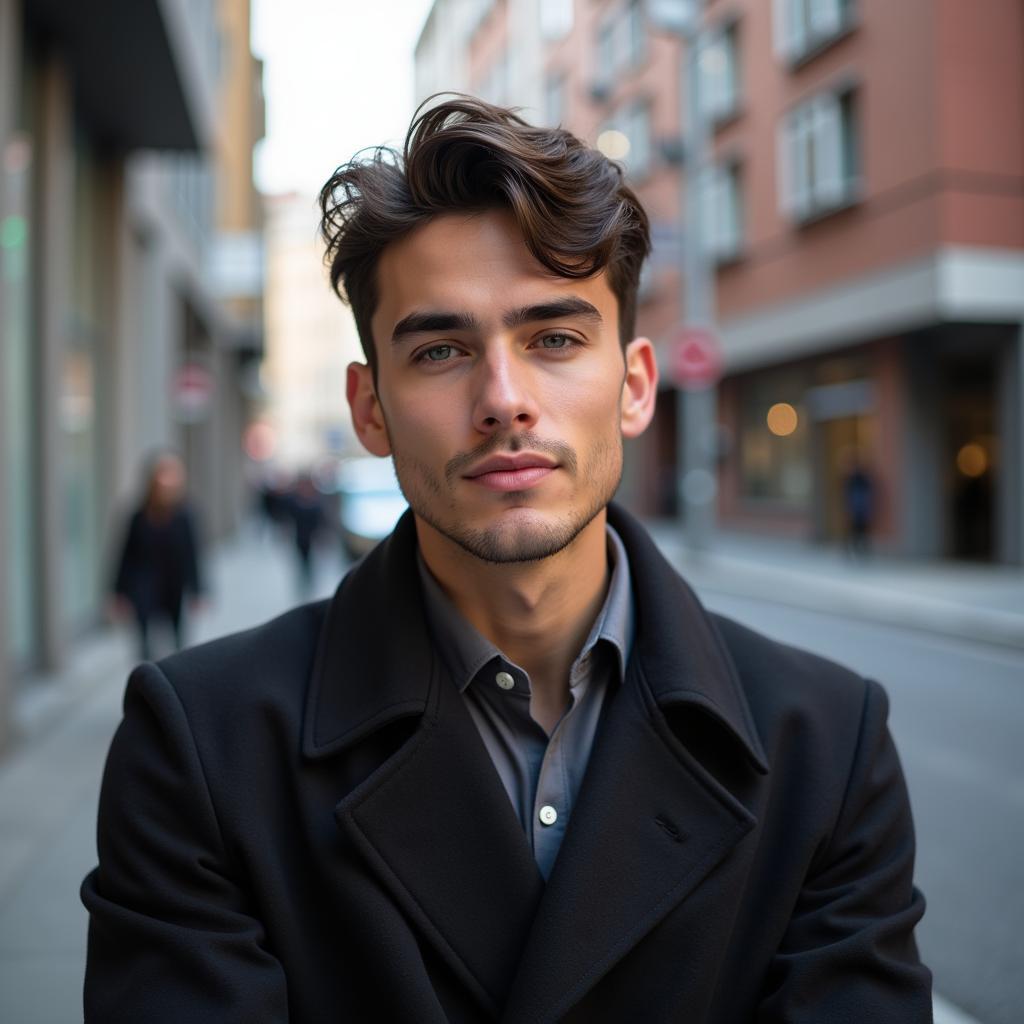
<box><xmin>303</xmin><ymin>502</ymin><xmax>767</xmax><ymax>774</ymax></box>
<box><xmin>305</xmin><ymin>503</ymin><xmax>769</xmax><ymax>1020</ymax></box>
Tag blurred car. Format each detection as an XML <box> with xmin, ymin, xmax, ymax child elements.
<box><xmin>337</xmin><ymin>457</ymin><xmax>408</xmax><ymax>560</ymax></box>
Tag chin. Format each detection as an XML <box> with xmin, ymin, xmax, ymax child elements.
<box><xmin>442</xmin><ymin>502</ymin><xmax>602</xmax><ymax>565</ymax></box>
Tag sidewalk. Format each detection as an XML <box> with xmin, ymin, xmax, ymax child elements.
<box><xmin>0</xmin><ymin>527</ymin><xmax>343</xmax><ymax>1024</ymax></box>
<box><xmin>647</xmin><ymin>520</ymin><xmax>1024</xmax><ymax>651</ymax></box>
<box><xmin>0</xmin><ymin>521</ymin><xmax>1000</xmax><ymax>1022</ymax></box>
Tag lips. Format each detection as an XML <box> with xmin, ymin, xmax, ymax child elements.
<box><xmin>464</xmin><ymin>453</ymin><xmax>558</xmax><ymax>493</ymax></box>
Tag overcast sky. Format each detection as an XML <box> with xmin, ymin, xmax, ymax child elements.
<box><xmin>251</xmin><ymin>0</ymin><xmax>436</xmax><ymax>200</ymax></box>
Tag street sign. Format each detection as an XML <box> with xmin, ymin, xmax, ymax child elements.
<box><xmin>670</xmin><ymin>327</ymin><xmax>722</xmax><ymax>391</ymax></box>
<box><xmin>173</xmin><ymin>361</ymin><xmax>215</xmax><ymax>423</ymax></box>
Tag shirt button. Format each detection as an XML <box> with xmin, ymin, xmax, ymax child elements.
<box><xmin>495</xmin><ymin>671</ymin><xmax>515</xmax><ymax>691</ymax></box>
<box><xmin>538</xmin><ymin>805</ymin><xmax>558</xmax><ymax>826</ymax></box>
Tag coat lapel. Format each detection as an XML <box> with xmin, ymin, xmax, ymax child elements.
<box><xmin>501</xmin><ymin>506</ymin><xmax>769</xmax><ymax>1023</ymax></box>
<box><xmin>303</xmin><ymin>512</ymin><xmax>544</xmax><ymax>1018</ymax></box>
<box><xmin>303</xmin><ymin>505</ymin><xmax>769</xmax><ymax>1022</ymax></box>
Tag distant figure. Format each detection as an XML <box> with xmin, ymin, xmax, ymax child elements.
<box><xmin>111</xmin><ymin>451</ymin><xmax>203</xmax><ymax>660</ymax></box>
<box><xmin>842</xmin><ymin>456</ymin><xmax>875</xmax><ymax>559</ymax></box>
<box><xmin>287</xmin><ymin>473</ymin><xmax>325</xmax><ymax>596</ymax></box>
<box><xmin>255</xmin><ymin>467</ymin><xmax>292</xmax><ymax>538</ymax></box>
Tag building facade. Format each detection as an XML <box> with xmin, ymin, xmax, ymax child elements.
<box><xmin>261</xmin><ymin>191</ymin><xmax>364</xmax><ymax>473</ymax></box>
<box><xmin>414</xmin><ymin>0</ymin><xmax>1024</xmax><ymax>565</ymax></box>
<box><xmin>0</xmin><ymin>0</ymin><xmax>265</xmax><ymax>752</ymax></box>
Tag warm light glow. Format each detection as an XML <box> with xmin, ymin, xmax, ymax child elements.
<box><xmin>956</xmin><ymin>443</ymin><xmax>988</xmax><ymax>478</ymax></box>
<box><xmin>596</xmin><ymin>129</ymin><xmax>631</xmax><ymax>160</ymax></box>
<box><xmin>766</xmin><ymin>403</ymin><xmax>798</xmax><ymax>437</ymax></box>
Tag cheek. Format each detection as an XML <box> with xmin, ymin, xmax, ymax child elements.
<box><xmin>385</xmin><ymin>391</ymin><xmax>462</xmax><ymax>455</ymax></box>
<box><xmin>543</xmin><ymin>365</ymin><xmax>624</xmax><ymax>432</ymax></box>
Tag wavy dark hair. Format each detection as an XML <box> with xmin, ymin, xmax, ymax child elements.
<box><xmin>318</xmin><ymin>95</ymin><xmax>651</xmax><ymax>376</ymax></box>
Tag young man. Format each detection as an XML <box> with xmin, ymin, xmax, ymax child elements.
<box><xmin>82</xmin><ymin>98</ymin><xmax>931</xmax><ymax>1021</ymax></box>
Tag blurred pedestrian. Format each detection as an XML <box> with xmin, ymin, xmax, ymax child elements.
<box><xmin>287</xmin><ymin>472</ymin><xmax>325</xmax><ymax>596</ymax></box>
<box><xmin>255</xmin><ymin>467</ymin><xmax>292</xmax><ymax>538</ymax></box>
<box><xmin>842</xmin><ymin>452</ymin><xmax>875</xmax><ymax>559</ymax></box>
<box><xmin>110</xmin><ymin>450</ymin><xmax>204</xmax><ymax>660</ymax></box>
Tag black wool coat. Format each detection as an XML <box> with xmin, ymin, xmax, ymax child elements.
<box><xmin>82</xmin><ymin>504</ymin><xmax>931</xmax><ymax>1022</ymax></box>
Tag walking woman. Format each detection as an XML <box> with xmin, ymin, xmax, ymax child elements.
<box><xmin>111</xmin><ymin>451</ymin><xmax>204</xmax><ymax>660</ymax></box>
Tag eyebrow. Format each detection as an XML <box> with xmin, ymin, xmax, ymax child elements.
<box><xmin>390</xmin><ymin>296</ymin><xmax>603</xmax><ymax>343</ymax></box>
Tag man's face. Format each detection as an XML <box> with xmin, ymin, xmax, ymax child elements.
<box><xmin>348</xmin><ymin>210</ymin><xmax>656</xmax><ymax>564</ymax></box>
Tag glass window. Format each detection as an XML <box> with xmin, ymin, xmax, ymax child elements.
<box><xmin>63</xmin><ymin>129</ymin><xmax>104</xmax><ymax>633</ymax></box>
<box><xmin>738</xmin><ymin>369</ymin><xmax>813</xmax><ymax>506</ymax></box>
<box><xmin>544</xmin><ymin>72</ymin><xmax>567</xmax><ymax>126</ymax></box>
<box><xmin>540</xmin><ymin>0</ymin><xmax>574</xmax><ymax>42</ymax></box>
<box><xmin>627</xmin><ymin>0</ymin><xmax>647</xmax><ymax>67</ymax></box>
<box><xmin>777</xmin><ymin>87</ymin><xmax>859</xmax><ymax>220</ymax></box>
<box><xmin>3</xmin><ymin>130</ymin><xmax>38</xmax><ymax>669</ymax></box>
<box><xmin>596</xmin><ymin>20</ymin><xmax>616</xmax><ymax>85</ymax></box>
<box><xmin>625</xmin><ymin>101</ymin><xmax>651</xmax><ymax>178</ymax></box>
<box><xmin>699</xmin><ymin>22</ymin><xmax>740</xmax><ymax>124</ymax></box>
<box><xmin>699</xmin><ymin>161</ymin><xmax>743</xmax><ymax>262</ymax></box>
<box><xmin>774</xmin><ymin>0</ymin><xmax>854</xmax><ymax>63</ymax></box>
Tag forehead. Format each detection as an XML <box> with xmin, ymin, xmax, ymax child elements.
<box><xmin>371</xmin><ymin>210</ymin><xmax>618</xmax><ymax>339</ymax></box>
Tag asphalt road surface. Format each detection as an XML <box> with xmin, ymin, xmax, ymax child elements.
<box><xmin>696</xmin><ymin>587</ymin><xmax>1024</xmax><ymax>1024</ymax></box>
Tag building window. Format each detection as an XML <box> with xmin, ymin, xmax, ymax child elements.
<box><xmin>545</xmin><ymin>72</ymin><xmax>567</xmax><ymax>126</ymax></box>
<box><xmin>627</xmin><ymin>0</ymin><xmax>647</xmax><ymax>67</ymax></box>
<box><xmin>699</xmin><ymin>161</ymin><xmax>743</xmax><ymax>262</ymax></box>
<box><xmin>774</xmin><ymin>0</ymin><xmax>855</xmax><ymax>64</ymax></box>
<box><xmin>738</xmin><ymin>369</ymin><xmax>813</xmax><ymax>507</ymax></box>
<box><xmin>777</xmin><ymin>87</ymin><xmax>859</xmax><ymax>221</ymax></box>
<box><xmin>477</xmin><ymin>51</ymin><xmax>509</xmax><ymax>106</ymax></box>
<box><xmin>540</xmin><ymin>0</ymin><xmax>574</xmax><ymax>42</ymax></box>
<box><xmin>594</xmin><ymin>1</ymin><xmax>646</xmax><ymax>90</ymax></box>
<box><xmin>468</xmin><ymin>0</ymin><xmax>496</xmax><ymax>38</ymax></box>
<box><xmin>699</xmin><ymin>22</ymin><xmax>740</xmax><ymax>125</ymax></box>
<box><xmin>598</xmin><ymin>100</ymin><xmax>652</xmax><ymax>180</ymax></box>
<box><xmin>625</xmin><ymin>100</ymin><xmax>651</xmax><ymax>178</ymax></box>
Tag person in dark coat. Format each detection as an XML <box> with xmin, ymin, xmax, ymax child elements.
<box><xmin>82</xmin><ymin>97</ymin><xmax>930</xmax><ymax>1021</ymax></box>
<box><xmin>111</xmin><ymin>451</ymin><xmax>203</xmax><ymax>660</ymax></box>
<box><xmin>286</xmin><ymin>472</ymin><xmax>326</xmax><ymax>596</ymax></box>
<box><xmin>842</xmin><ymin>452</ymin><xmax>875</xmax><ymax>559</ymax></box>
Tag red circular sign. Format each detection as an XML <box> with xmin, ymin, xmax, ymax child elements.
<box><xmin>670</xmin><ymin>327</ymin><xmax>722</xmax><ymax>390</ymax></box>
<box><xmin>173</xmin><ymin>362</ymin><xmax>214</xmax><ymax>422</ymax></box>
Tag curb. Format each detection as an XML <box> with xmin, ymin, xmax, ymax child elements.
<box><xmin>656</xmin><ymin>544</ymin><xmax>1024</xmax><ymax>652</ymax></box>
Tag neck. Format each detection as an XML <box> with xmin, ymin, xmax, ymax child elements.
<box><xmin>417</xmin><ymin>511</ymin><xmax>611</xmax><ymax>731</ymax></box>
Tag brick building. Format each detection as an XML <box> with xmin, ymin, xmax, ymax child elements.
<box><xmin>415</xmin><ymin>0</ymin><xmax>1024</xmax><ymax>565</ymax></box>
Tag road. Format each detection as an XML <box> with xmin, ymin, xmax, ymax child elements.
<box><xmin>696</xmin><ymin>587</ymin><xmax>1024</xmax><ymax>1024</ymax></box>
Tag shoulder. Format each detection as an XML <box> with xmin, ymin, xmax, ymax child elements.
<box><xmin>708</xmin><ymin>612</ymin><xmax>883</xmax><ymax>772</ymax></box>
<box><xmin>147</xmin><ymin>599</ymin><xmax>330</xmax><ymax>732</ymax></box>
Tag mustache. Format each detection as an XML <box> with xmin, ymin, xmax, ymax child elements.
<box><xmin>445</xmin><ymin>432</ymin><xmax>578</xmax><ymax>487</ymax></box>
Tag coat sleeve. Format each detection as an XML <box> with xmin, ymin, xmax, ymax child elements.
<box><xmin>756</xmin><ymin>678</ymin><xmax>933</xmax><ymax>1022</ymax></box>
<box><xmin>81</xmin><ymin>662</ymin><xmax>289</xmax><ymax>1023</ymax></box>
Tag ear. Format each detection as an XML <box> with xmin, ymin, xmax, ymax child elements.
<box><xmin>620</xmin><ymin>337</ymin><xmax>658</xmax><ymax>439</ymax></box>
<box><xmin>346</xmin><ymin>362</ymin><xmax>392</xmax><ymax>457</ymax></box>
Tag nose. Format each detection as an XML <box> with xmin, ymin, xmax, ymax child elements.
<box><xmin>471</xmin><ymin>347</ymin><xmax>540</xmax><ymax>435</ymax></box>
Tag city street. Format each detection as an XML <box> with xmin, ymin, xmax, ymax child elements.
<box><xmin>0</xmin><ymin>525</ymin><xmax>1017</xmax><ymax>1022</ymax></box>
<box><xmin>698</xmin><ymin>590</ymin><xmax>1024</xmax><ymax>1024</ymax></box>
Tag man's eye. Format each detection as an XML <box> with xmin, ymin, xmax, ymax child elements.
<box><xmin>423</xmin><ymin>344</ymin><xmax>453</xmax><ymax>362</ymax></box>
<box><xmin>538</xmin><ymin>334</ymin><xmax>573</xmax><ymax>350</ymax></box>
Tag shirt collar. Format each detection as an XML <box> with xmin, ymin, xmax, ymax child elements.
<box><xmin>417</xmin><ymin>525</ymin><xmax>634</xmax><ymax>695</ymax></box>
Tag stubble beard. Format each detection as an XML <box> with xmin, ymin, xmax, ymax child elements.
<box><xmin>390</xmin><ymin>430</ymin><xmax>623</xmax><ymax>565</ymax></box>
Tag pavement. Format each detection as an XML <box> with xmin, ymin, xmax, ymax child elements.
<box><xmin>1</xmin><ymin>518</ymin><xmax>1012</xmax><ymax>1022</ymax></box>
<box><xmin>648</xmin><ymin>521</ymin><xmax>1024</xmax><ymax>652</ymax></box>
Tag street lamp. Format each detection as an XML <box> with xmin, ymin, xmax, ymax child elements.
<box><xmin>646</xmin><ymin>0</ymin><xmax>719</xmax><ymax>556</ymax></box>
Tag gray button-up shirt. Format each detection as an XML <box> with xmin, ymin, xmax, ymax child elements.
<box><xmin>417</xmin><ymin>526</ymin><xmax>634</xmax><ymax>880</ymax></box>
